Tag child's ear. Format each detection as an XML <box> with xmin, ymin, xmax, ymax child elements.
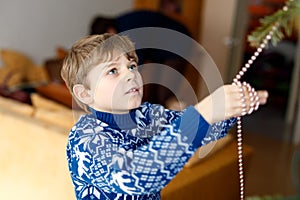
<box><xmin>73</xmin><ymin>84</ymin><xmax>93</xmax><ymax>104</ymax></box>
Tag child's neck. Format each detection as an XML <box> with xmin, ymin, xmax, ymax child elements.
<box><xmin>90</xmin><ymin>108</ymin><xmax>138</xmax><ymax>129</ymax></box>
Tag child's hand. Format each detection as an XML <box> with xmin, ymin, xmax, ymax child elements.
<box><xmin>195</xmin><ymin>84</ymin><xmax>268</xmax><ymax>124</ymax></box>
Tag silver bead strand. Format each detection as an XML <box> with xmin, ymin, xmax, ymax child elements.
<box><xmin>232</xmin><ymin>1</ymin><xmax>292</xmax><ymax>198</ymax></box>
<box><xmin>232</xmin><ymin>21</ymin><xmax>280</xmax><ymax>200</ymax></box>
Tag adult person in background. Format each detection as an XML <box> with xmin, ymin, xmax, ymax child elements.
<box><xmin>89</xmin><ymin>9</ymin><xmax>192</xmax><ymax>109</ymax></box>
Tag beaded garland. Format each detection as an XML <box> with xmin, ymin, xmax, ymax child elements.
<box><xmin>232</xmin><ymin>0</ymin><xmax>294</xmax><ymax>199</ymax></box>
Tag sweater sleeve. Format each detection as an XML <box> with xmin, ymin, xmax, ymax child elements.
<box><xmin>201</xmin><ymin>117</ymin><xmax>236</xmax><ymax>145</ymax></box>
<box><xmin>67</xmin><ymin>105</ymin><xmax>234</xmax><ymax>196</ymax></box>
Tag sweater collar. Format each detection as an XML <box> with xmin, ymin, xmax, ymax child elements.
<box><xmin>90</xmin><ymin>108</ymin><xmax>138</xmax><ymax>129</ymax></box>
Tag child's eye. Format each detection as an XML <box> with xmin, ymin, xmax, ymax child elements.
<box><xmin>108</xmin><ymin>68</ymin><xmax>117</xmax><ymax>75</ymax></box>
<box><xmin>128</xmin><ymin>64</ymin><xmax>138</xmax><ymax>71</ymax></box>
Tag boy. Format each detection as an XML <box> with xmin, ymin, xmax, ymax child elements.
<box><xmin>61</xmin><ymin>33</ymin><xmax>268</xmax><ymax>200</ymax></box>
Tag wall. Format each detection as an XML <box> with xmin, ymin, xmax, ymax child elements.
<box><xmin>197</xmin><ymin>0</ymin><xmax>240</xmax><ymax>98</ymax></box>
<box><xmin>199</xmin><ymin>0</ymin><xmax>238</xmax><ymax>79</ymax></box>
<box><xmin>0</xmin><ymin>0</ymin><xmax>133</xmax><ymax>65</ymax></box>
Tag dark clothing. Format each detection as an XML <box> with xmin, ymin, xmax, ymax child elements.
<box><xmin>116</xmin><ymin>10</ymin><xmax>191</xmax><ymax>64</ymax></box>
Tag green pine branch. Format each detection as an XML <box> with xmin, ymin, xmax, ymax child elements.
<box><xmin>248</xmin><ymin>0</ymin><xmax>300</xmax><ymax>48</ymax></box>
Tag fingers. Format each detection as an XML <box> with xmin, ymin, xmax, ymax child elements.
<box><xmin>242</xmin><ymin>82</ymin><xmax>259</xmax><ymax>115</ymax></box>
<box><xmin>231</xmin><ymin>82</ymin><xmax>268</xmax><ymax>117</ymax></box>
<box><xmin>257</xmin><ymin>90</ymin><xmax>268</xmax><ymax>105</ymax></box>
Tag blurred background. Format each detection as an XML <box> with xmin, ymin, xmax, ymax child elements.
<box><xmin>0</xmin><ymin>0</ymin><xmax>299</xmax><ymax>199</ymax></box>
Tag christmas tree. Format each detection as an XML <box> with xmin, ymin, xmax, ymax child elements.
<box><xmin>248</xmin><ymin>0</ymin><xmax>300</xmax><ymax>48</ymax></box>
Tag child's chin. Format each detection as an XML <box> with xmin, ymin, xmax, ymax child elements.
<box><xmin>128</xmin><ymin>99</ymin><xmax>142</xmax><ymax>110</ymax></box>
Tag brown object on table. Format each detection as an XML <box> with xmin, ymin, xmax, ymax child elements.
<box><xmin>35</xmin><ymin>83</ymin><xmax>74</xmax><ymax>108</ymax></box>
<box><xmin>44</xmin><ymin>59</ymin><xmax>64</xmax><ymax>83</ymax></box>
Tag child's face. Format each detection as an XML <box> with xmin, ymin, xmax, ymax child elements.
<box><xmin>86</xmin><ymin>53</ymin><xmax>143</xmax><ymax>114</ymax></box>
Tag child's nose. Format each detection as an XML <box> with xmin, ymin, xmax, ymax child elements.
<box><xmin>125</xmin><ymin>69</ymin><xmax>135</xmax><ymax>82</ymax></box>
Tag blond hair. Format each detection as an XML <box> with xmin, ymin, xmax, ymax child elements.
<box><xmin>61</xmin><ymin>33</ymin><xmax>138</xmax><ymax>112</ymax></box>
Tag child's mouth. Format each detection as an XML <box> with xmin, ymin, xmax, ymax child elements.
<box><xmin>126</xmin><ymin>87</ymin><xmax>140</xmax><ymax>94</ymax></box>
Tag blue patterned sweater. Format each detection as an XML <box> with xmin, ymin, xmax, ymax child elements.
<box><xmin>67</xmin><ymin>102</ymin><xmax>236</xmax><ymax>200</ymax></box>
